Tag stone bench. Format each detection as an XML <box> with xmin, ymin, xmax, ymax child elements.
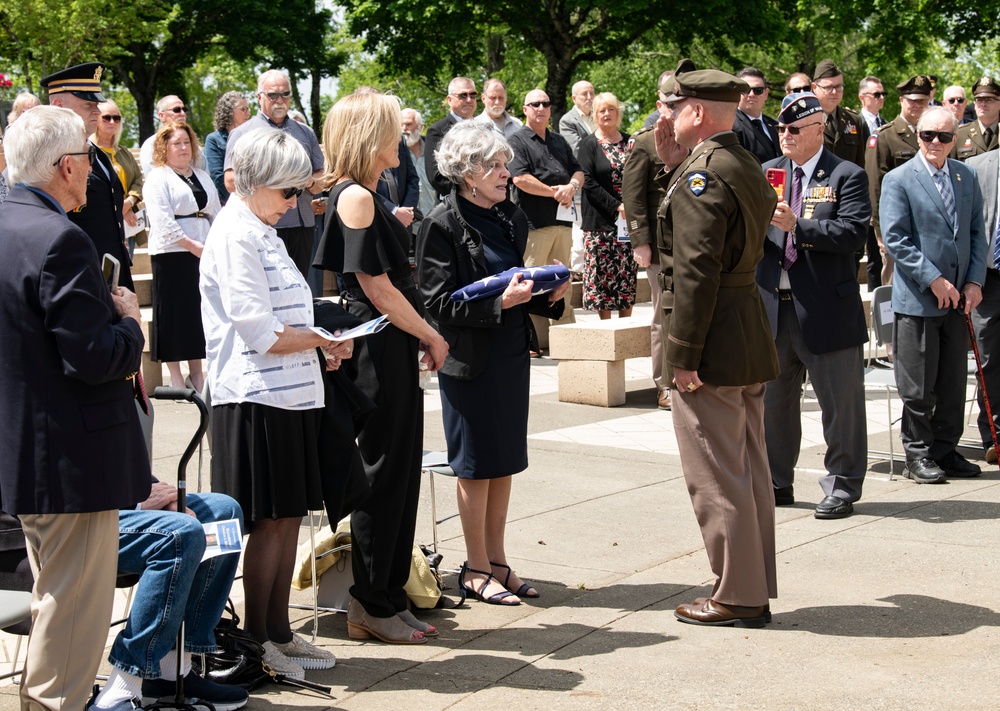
<box><xmin>549</xmin><ymin>320</ymin><xmax>651</xmax><ymax>407</ymax></box>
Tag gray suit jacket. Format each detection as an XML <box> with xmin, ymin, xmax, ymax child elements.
<box><xmin>558</xmin><ymin>106</ymin><xmax>594</xmax><ymax>157</ymax></box>
<box><xmin>968</xmin><ymin>151</ymin><xmax>999</xmax><ymax>242</ymax></box>
<box><xmin>880</xmin><ymin>156</ymin><xmax>987</xmax><ymax>317</ymax></box>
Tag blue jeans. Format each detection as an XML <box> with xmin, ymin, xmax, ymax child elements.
<box><xmin>110</xmin><ymin>493</ymin><xmax>243</xmax><ymax>678</ymax></box>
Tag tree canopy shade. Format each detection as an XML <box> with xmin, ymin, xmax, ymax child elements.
<box><xmin>337</xmin><ymin>0</ymin><xmax>785</xmax><ymax>123</ymax></box>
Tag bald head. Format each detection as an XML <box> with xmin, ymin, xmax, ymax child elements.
<box><xmin>523</xmin><ymin>90</ymin><xmax>551</xmax><ymax>134</ymax></box>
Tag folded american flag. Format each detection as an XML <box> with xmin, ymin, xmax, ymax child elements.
<box><xmin>450</xmin><ymin>264</ymin><xmax>571</xmax><ymax>302</ymax></box>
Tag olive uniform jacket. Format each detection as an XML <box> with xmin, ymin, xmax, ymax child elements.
<box><xmin>865</xmin><ymin>115</ymin><xmax>919</xmax><ymax>241</ymax></box>
<box><xmin>654</xmin><ymin>132</ymin><xmax>779</xmax><ymax>386</ymax></box>
<box><xmin>824</xmin><ymin>105</ymin><xmax>869</xmax><ymax>168</ymax></box>
<box><xmin>951</xmin><ymin>120</ymin><xmax>999</xmax><ymax>161</ymax></box>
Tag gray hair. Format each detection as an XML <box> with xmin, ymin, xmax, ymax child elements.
<box><xmin>5</xmin><ymin>106</ymin><xmax>86</xmax><ymax>187</ymax></box>
<box><xmin>230</xmin><ymin>127</ymin><xmax>312</xmax><ymax>198</ymax></box>
<box><xmin>156</xmin><ymin>95</ymin><xmax>182</xmax><ymax>113</ymax></box>
<box><xmin>213</xmin><ymin>91</ymin><xmax>246</xmax><ymax>131</ymax></box>
<box><xmin>257</xmin><ymin>69</ymin><xmax>290</xmax><ymax>94</ymax></box>
<box><xmin>402</xmin><ymin>107</ymin><xmax>423</xmax><ymax>126</ymax></box>
<box><xmin>917</xmin><ymin>105</ymin><xmax>958</xmax><ymax>132</ymax></box>
<box><xmin>448</xmin><ymin>77</ymin><xmax>475</xmax><ymax>95</ymax></box>
<box><xmin>435</xmin><ymin>121</ymin><xmax>513</xmax><ymax>185</ymax></box>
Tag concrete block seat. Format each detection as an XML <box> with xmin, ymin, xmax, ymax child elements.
<box><xmin>549</xmin><ymin>320</ymin><xmax>651</xmax><ymax>407</ymax></box>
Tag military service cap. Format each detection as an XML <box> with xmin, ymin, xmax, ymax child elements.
<box><xmin>663</xmin><ymin>58</ymin><xmax>747</xmax><ymax>103</ymax></box>
<box><xmin>41</xmin><ymin>62</ymin><xmax>106</xmax><ymax>103</ymax></box>
<box><xmin>972</xmin><ymin>76</ymin><xmax>1000</xmax><ymax>98</ymax></box>
<box><xmin>778</xmin><ymin>92</ymin><xmax>823</xmax><ymax>124</ymax></box>
<box><xmin>813</xmin><ymin>59</ymin><xmax>842</xmax><ymax>80</ymax></box>
<box><xmin>896</xmin><ymin>75</ymin><xmax>932</xmax><ymax>99</ymax></box>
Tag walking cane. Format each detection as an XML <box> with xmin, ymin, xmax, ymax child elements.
<box><xmin>963</xmin><ymin>307</ymin><xmax>999</xmax><ymax>463</ymax></box>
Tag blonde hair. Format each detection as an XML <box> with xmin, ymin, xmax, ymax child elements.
<box><xmin>151</xmin><ymin>122</ymin><xmax>201</xmax><ymax>167</ymax></box>
<box><xmin>593</xmin><ymin>92</ymin><xmax>622</xmax><ymax>129</ymax></box>
<box><xmin>322</xmin><ymin>89</ymin><xmax>401</xmax><ymax>186</ymax></box>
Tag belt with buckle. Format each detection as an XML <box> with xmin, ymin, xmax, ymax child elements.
<box><xmin>778</xmin><ymin>290</ymin><xmax>793</xmax><ymax>302</ymax></box>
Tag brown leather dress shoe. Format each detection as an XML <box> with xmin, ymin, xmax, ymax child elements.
<box><xmin>674</xmin><ymin>598</ymin><xmax>767</xmax><ymax>628</ymax></box>
<box><xmin>657</xmin><ymin>389</ymin><xmax>671</xmax><ymax>410</ymax></box>
<box><xmin>691</xmin><ymin>596</ymin><xmax>771</xmax><ymax>623</ymax></box>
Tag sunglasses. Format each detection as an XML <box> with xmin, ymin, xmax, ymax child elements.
<box><xmin>918</xmin><ymin>130</ymin><xmax>956</xmax><ymax>143</ymax></box>
<box><xmin>776</xmin><ymin>122</ymin><xmax>823</xmax><ymax>135</ymax></box>
<box><xmin>866</xmin><ymin>91</ymin><xmax>887</xmax><ymax>99</ymax></box>
<box><xmin>264</xmin><ymin>91</ymin><xmax>292</xmax><ymax>101</ymax></box>
<box><xmin>788</xmin><ymin>86</ymin><xmax>810</xmax><ymax>93</ymax></box>
<box><xmin>526</xmin><ymin>101</ymin><xmax>552</xmax><ymax>108</ymax></box>
<box><xmin>452</xmin><ymin>92</ymin><xmax>478</xmax><ymax>100</ymax></box>
<box><xmin>52</xmin><ymin>144</ymin><xmax>97</xmax><ymax>166</ymax></box>
<box><xmin>166</xmin><ymin>106</ymin><xmax>186</xmax><ymax>114</ymax></box>
<box><xmin>742</xmin><ymin>86</ymin><xmax>766</xmax><ymax>96</ymax></box>
<box><xmin>946</xmin><ymin>97</ymin><xmax>966</xmax><ymax>104</ymax></box>
<box><xmin>101</xmin><ymin>114</ymin><xmax>122</xmax><ymax>123</ymax></box>
<box><xmin>281</xmin><ymin>186</ymin><xmax>304</xmax><ymax>200</ymax></box>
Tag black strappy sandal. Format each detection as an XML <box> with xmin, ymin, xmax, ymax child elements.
<box><xmin>490</xmin><ymin>561</ymin><xmax>540</xmax><ymax>598</ymax></box>
<box><xmin>459</xmin><ymin>562</ymin><xmax>521</xmax><ymax>606</ymax></box>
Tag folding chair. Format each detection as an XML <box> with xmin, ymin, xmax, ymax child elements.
<box><xmin>863</xmin><ymin>285</ymin><xmax>901</xmax><ymax>479</ymax></box>
<box><xmin>421</xmin><ymin>451</ymin><xmax>458</xmax><ymax>555</ymax></box>
<box><xmin>0</xmin><ymin>590</ymin><xmax>32</xmax><ymax>682</ymax></box>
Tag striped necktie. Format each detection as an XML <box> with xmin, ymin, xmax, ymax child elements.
<box><xmin>933</xmin><ymin>169</ymin><xmax>957</xmax><ymax>230</ymax></box>
<box><xmin>782</xmin><ymin>167</ymin><xmax>804</xmax><ymax>271</ymax></box>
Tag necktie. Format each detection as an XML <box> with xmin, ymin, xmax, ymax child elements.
<box><xmin>876</xmin><ymin>115</ymin><xmax>885</xmax><ymax>128</ymax></box>
<box><xmin>986</xmin><ymin>127</ymin><xmax>997</xmax><ymax>149</ymax></box>
<box><xmin>134</xmin><ymin>370</ymin><xmax>149</xmax><ymax>416</ymax></box>
<box><xmin>933</xmin><ymin>169</ymin><xmax>957</xmax><ymax>230</ymax></box>
<box><xmin>993</xmin><ymin>213</ymin><xmax>1000</xmax><ymax>269</ymax></box>
<box><xmin>782</xmin><ymin>167</ymin><xmax>804</xmax><ymax>271</ymax></box>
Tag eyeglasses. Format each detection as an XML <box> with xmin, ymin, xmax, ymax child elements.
<box><xmin>451</xmin><ymin>92</ymin><xmax>478</xmax><ymax>100</ymax></box>
<box><xmin>946</xmin><ymin>97</ymin><xmax>966</xmax><ymax>104</ymax></box>
<box><xmin>918</xmin><ymin>130</ymin><xmax>956</xmax><ymax>143</ymax></box>
<box><xmin>263</xmin><ymin>91</ymin><xmax>292</xmax><ymax>101</ymax></box>
<box><xmin>975</xmin><ymin>96</ymin><xmax>999</xmax><ymax>103</ymax></box>
<box><xmin>101</xmin><ymin>114</ymin><xmax>122</xmax><ymax>123</ymax></box>
<box><xmin>742</xmin><ymin>86</ymin><xmax>766</xmax><ymax>96</ymax></box>
<box><xmin>787</xmin><ymin>85</ymin><xmax>810</xmax><ymax>93</ymax></box>
<box><xmin>865</xmin><ymin>91</ymin><xmax>887</xmax><ymax>99</ymax></box>
<box><xmin>776</xmin><ymin>122</ymin><xmax>823</xmax><ymax>135</ymax></box>
<box><xmin>526</xmin><ymin>101</ymin><xmax>552</xmax><ymax>108</ymax></box>
<box><xmin>237</xmin><ymin>105</ymin><xmax>251</xmax><ymax>112</ymax></box>
<box><xmin>281</xmin><ymin>186</ymin><xmax>304</xmax><ymax>200</ymax></box>
<box><xmin>814</xmin><ymin>83</ymin><xmax>844</xmax><ymax>94</ymax></box>
<box><xmin>52</xmin><ymin>144</ymin><xmax>96</xmax><ymax>166</ymax></box>
<box><xmin>166</xmin><ymin>106</ymin><xmax>186</xmax><ymax>114</ymax></box>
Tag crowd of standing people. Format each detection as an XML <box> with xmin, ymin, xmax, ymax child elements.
<box><xmin>1</xmin><ymin>52</ymin><xmax>999</xmax><ymax>709</ymax></box>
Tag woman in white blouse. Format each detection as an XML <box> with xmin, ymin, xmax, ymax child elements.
<box><xmin>145</xmin><ymin>122</ymin><xmax>220</xmax><ymax>390</ymax></box>
<box><xmin>200</xmin><ymin>127</ymin><xmax>351</xmax><ymax>679</ymax></box>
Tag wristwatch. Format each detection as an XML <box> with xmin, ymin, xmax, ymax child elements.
<box><xmin>569</xmin><ymin>179</ymin><xmax>580</xmax><ymax>191</ymax></box>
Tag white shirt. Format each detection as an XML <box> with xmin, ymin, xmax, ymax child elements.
<box><xmin>475</xmin><ymin>110</ymin><xmax>523</xmax><ymax>139</ymax></box>
<box><xmin>200</xmin><ymin>198</ymin><xmax>324</xmax><ymax>410</ymax></box>
<box><xmin>144</xmin><ymin>166</ymin><xmax>220</xmax><ymax>255</ymax></box>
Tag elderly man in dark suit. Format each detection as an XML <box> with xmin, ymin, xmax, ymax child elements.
<box><xmin>43</xmin><ymin>62</ymin><xmax>134</xmax><ymax>290</ymax></box>
<box><xmin>757</xmin><ymin>92</ymin><xmax>871</xmax><ymax>519</ymax></box>
<box><xmin>654</xmin><ymin>59</ymin><xmax>779</xmax><ymax>628</ymax></box>
<box><xmin>0</xmin><ymin>106</ymin><xmax>150</xmax><ymax>711</ymax></box>
<box><xmin>882</xmin><ymin>105</ymin><xmax>988</xmax><ymax>483</ymax></box>
<box><xmin>967</xmin><ymin>149</ymin><xmax>1000</xmax><ymax>462</ymax></box>
<box><xmin>425</xmin><ymin>77</ymin><xmax>479</xmax><ymax>199</ymax></box>
<box><xmin>732</xmin><ymin>67</ymin><xmax>780</xmax><ymax>164</ymax></box>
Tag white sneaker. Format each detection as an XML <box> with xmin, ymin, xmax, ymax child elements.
<box><xmin>261</xmin><ymin>640</ymin><xmax>306</xmax><ymax>679</ymax></box>
<box><xmin>270</xmin><ymin>633</ymin><xmax>336</xmax><ymax>670</ymax></box>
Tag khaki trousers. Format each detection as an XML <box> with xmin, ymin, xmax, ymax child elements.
<box><xmin>19</xmin><ymin>511</ymin><xmax>120</xmax><ymax>711</ymax></box>
<box><xmin>523</xmin><ymin>224</ymin><xmax>575</xmax><ymax>348</ymax></box>
<box><xmin>671</xmin><ymin>382</ymin><xmax>777</xmax><ymax>606</ymax></box>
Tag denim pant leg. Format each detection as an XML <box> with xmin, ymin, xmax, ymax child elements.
<box><xmin>183</xmin><ymin>493</ymin><xmax>244</xmax><ymax>652</ymax></box>
<box><xmin>111</xmin><ymin>508</ymin><xmax>208</xmax><ymax>678</ymax></box>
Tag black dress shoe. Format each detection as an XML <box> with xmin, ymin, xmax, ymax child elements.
<box><xmin>904</xmin><ymin>457</ymin><xmax>947</xmax><ymax>484</ymax></box>
<box><xmin>773</xmin><ymin>485</ymin><xmax>794</xmax><ymax>506</ymax></box>
<box><xmin>814</xmin><ymin>495</ymin><xmax>854</xmax><ymax>519</ymax></box>
<box><xmin>936</xmin><ymin>450</ymin><xmax>981</xmax><ymax>478</ymax></box>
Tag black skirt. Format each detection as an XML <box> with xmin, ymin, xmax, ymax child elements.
<box><xmin>439</xmin><ymin>308</ymin><xmax>530</xmax><ymax>478</ymax></box>
<box><xmin>151</xmin><ymin>251</ymin><xmax>205</xmax><ymax>362</ymax></box>
<box><xmin>211</xmin><ymin>402</ymin><xmax>324</xmax><ymax>530</ymax></box>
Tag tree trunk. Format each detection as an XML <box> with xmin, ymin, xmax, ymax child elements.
<box><xmin>486</xmin><ymin>34</ymin><xmax>505</xmax><ymax>76</ymax></box>
<box><xmin>114</xmin><ymin>52</ymin><xmax>158</xmax><ymax>143</ymax></box>
<box><xmin>545</xmin><ymin>52</ymin><xmax>576</xmax><ymax>129</ymax></box>
<box><xmin>310</xmin><ymin>71</ymin><xmax>322</xmax><ymax>132</ymax></box>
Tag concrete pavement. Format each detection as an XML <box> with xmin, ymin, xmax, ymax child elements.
<box><xmin>2</xmin><ymin>303</ymin><xmax>998</xmax><ymax>710</ymax></box>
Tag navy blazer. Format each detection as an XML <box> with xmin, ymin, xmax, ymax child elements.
<box><xmin>881</xmin><ymin>156</ymin><xmax>988</xmax><ymax>317</ymax></box>
<box><xmin>757</xmin><ymin>149</ymin><xmax>871</xmax><ymax>354</ymax></box>
<box><xmin>425</xmin><ymin>114</ymin><xmax>459</xmax><ymax>199</ymax></box>
<box><xmin>376</xmin><ymin>137</ymin><xmax>420</xmax><ymax>210</ymax></box>
<box><xmin>68</xmin><ymin>143</ymin><xmax>134</xmax><ymax>290</ymax></box>
<box><xmin>0</xmin><ymin>187</ymin><xmax>151</xmax><ymax>515</ymax></box>
<box><xmin>733</xmin><ymin>109</ymin><xmax>780</xmax><ymax>165</ymax></box>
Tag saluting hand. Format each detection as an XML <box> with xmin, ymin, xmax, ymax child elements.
<box><xmin>653</xmin><ymin>114</ymin><xmax>689</xmax><ymax>169</ymax></box>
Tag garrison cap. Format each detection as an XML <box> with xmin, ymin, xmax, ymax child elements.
<box><xmin>41</xmin><ymin>62</ymin><xmax>106</xmax><ymax>103</ymax></box>
<box><xmin>778</xmin><ymin>92</ymin><xmax>823</xmax><ymax>124</ymax></box>
<box><xmin>896</xmin><ymin>75</ymin><xmax>932</xmax><ymax>99</ymax></box>
<box><xmin>972</xmin><ymin>76</ymin><xmax>1000</xmax><ymax>98</ymax></box>
<box><xmin>663</xmin><ymin>58</ymin><xmax>746</xmax><ymax>103</ymax></box>
<box><xmin>813</xmin><ymin>59</ymin><xmax>842</xmax><ymax>80</ymax></box>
